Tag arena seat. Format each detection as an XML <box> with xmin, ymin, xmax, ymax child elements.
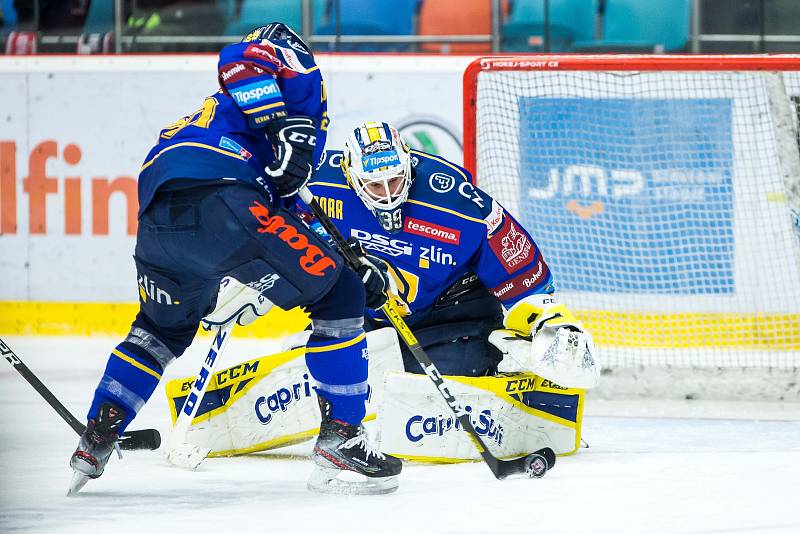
<box><xmin>81</xmin><ymin>0</ymin><xmax>114</xmax><ymax>35</ymax></box>
<box><xmin>502</xmin><ymin>0</ymin><xmax>596</xmax><ymax>52</ymax></box>
<box><xmin>418</xmin><ymin>0</ymin><xmax>509</xmax><ymax>53</ymax></box>
<box><xmin>1</xmin><ymin>0</ymin><xmax>17</xmax><ymax>50</ymax></box>
<box><xmin>223</xmin><ymin>0</ymin><xmax>327</xmax><ymax>37</ymax></box>
<box><xmin>315</xmin><ymin>0</ymin><xmax>419</xmax><ymax>52</ymax></box>
<box><xmin>572</xmin><ymin>0</ymin><xmax>691</xmax><ymax>52</ymax></box>
<box><xmin>1</xmin><ymin>0</ymin><xmax>17</xmax><ymax>28</ymax></box>
<box><xmin>76</xmin><ymin>0</ymin><xmax>116</xmax><ymax>54</ymax></box>
<box><xmin>5</xmin><ymin>31</ymin><xmax>37</xmax><ymax>54</ymax></box>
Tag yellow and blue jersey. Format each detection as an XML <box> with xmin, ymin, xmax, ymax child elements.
<box><xmin>137</xmin><ymin>36</ymin><xmax>328</xmax><ymax>216</ymax></box>
<box><xmin>307</xmin><ymin>149</ymin><xmax>554</xmax><ymax>320</ymax></box>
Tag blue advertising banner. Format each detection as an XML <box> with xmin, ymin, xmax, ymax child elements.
<box><xmin>518</xmin><ymin>98</ymin><xmax>734</xmax><ymax>294</ymax></box>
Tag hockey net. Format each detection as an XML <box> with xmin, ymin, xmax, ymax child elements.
<box><xmin>464</xmin><ymin>56</ymin><xmax>800</xmax><ymax>400</ymax></box>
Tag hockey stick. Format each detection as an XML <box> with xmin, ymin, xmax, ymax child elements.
<box><xmin>0</xmin><ymin>337</ymin><xmax>161</xmax><ymax>451</ymax></box>
<box><xmin>299</xmin><ymin>188</ymin><xmax>555</xmax><ymax>479</ymax></box>
<box><xmin>164</xmin><ymin>320</ymin><xmax>234</xmax><ymax>469</ymax></box>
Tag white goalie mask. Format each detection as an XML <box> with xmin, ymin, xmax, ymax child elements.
<box><xmin>342</xmin><ymin>122</ymin><xmax>412</xmax><ymax>233</ymax></box>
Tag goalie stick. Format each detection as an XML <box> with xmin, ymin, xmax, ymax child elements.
<box><xmin>298</xmin><ymin>188</ymin><xmax>555</xmax><ymax>480</ymax></box>
<box><xmin>0</xmin><ymin>337</ymin><xmax>161</xmax><ymax>451</ymax></box>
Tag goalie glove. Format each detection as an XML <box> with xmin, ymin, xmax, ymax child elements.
<box><xmin>264</xmin><ymin>115</ymin><xmax>317</xmax><ymax>198</ymax></box>
<box><xmin>202</xmin><ymin>277</ymin><xmax>274</xmax><ymax>328</ymax></box>
<box><xmin>495</xmin><ymin>294</ymin><xmax>600</xmax><ymax>389</ymax></box>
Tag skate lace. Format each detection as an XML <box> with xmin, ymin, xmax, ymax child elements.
<box><xmin>340</xmin><ymin>431</ymin><xmax>386</xmax><ymax>461</ymax></box>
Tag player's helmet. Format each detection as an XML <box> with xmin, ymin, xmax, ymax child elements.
<box><xmin>241</xmin><ymin>22</ymin><xmax>312</xmax><ymax>56</ymax></box>
<box><xmin>342</xmin><ymin>122</ymin><xmax>412</xmax><ymax>234</ymax></box>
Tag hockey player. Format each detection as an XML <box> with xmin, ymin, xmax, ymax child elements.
<box><xmin>68</xmin><ymin>26</ymin><xmax>401</xmax><ymax>495</ymax></box>
<box><xmin>306</xmin><ymin>121</ymin><xmax>599</xmax><ymax>386</ymax></box>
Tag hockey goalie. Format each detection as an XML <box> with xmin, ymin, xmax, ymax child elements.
<box><xmin>165</xmin><ymin>121</ymin><xmax>599</xmax><ymax>470</ymax></box>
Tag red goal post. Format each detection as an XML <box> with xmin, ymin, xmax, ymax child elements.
<box><xmin>462</xmin><ymin>55</ymin><xmax>800</xmax><ymax>400</ymax></box>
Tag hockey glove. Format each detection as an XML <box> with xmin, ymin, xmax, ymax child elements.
<box><xmin>358</xmin><ymin>255</ymin><xmax>392</xmax><ymax>310</ymax></box>
<box><xmin>264</xmin><ymin>115</ymin><xmax>318</xmax><ymax>198</ymax></box>
<box><xmin>343</xmin><ymin>237</ymin><xmax>392</xmax><ymax>310</ymax></box>
<box><xmin>501</xmin><ymin>294</ymin><xmax>600</xmax><ymax>388</ymax></box>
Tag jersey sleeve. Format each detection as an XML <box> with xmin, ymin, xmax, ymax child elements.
<box><xmin>217</xmin><ymin>39</ymin><xmax>326</xmax><ymax>131</ymax></box>
<box><xmin>470</xmin><ymin>188</ymin><xmax>554</xmax><ymax>308</ymax></box>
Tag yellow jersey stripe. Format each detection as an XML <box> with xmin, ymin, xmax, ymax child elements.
<box><xmin>243</xmin><ymin>101</ymin><xmax>286</xmax><ymax>114</ymax></box>
<box><xmin>307</xmin><ymin>181</ymin><xmax>349</xmax><ymax>190</ymax></box>
<box><xmin>306</xmin><ymin>332</ymin><xmax>366</xmax><ymax>353</ymax></box>
<box><xmin>140</xmin><ymin>142</ymin><xmax>246</xmax><ymax>173</ymax></box>
<box><xmin>407</xmin><ymin>199</ymin><xmax>485</xmax><ymax>224</ymax></box>
<box><xmin>112</xmin><ymin>349</ymin><xmax>162</xmax><ymax>380</ymax></box>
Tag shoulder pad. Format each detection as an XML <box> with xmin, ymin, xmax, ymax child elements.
<box><xmin>411</xmin><ymin>151</ymin><xmax>493</xmax><ymax>218</ymax></box>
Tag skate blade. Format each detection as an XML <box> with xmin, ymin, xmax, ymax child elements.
<box><xmin>307</xmin><ymin>466</ymin><xmax>399</xmax><ymax>495</ymax></box>
<box><xmin>67</xmin><ymin>472</ymin><xmax>90</xmax><ymax>496</ymax></box>
<box><xmin>164</xmin><ymin>442</ymin><xmax>211</xmax><ymax>470</ymax></box>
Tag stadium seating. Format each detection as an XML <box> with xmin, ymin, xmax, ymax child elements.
<box><xmin>418</xmin><ymin>0</ymin><xmax>509</xmax><ymax>53</ymax></box>
<box><xmin>502</xmin><ymin>0</ymin><xmax>596</xmax><ymax>52</ymax></box>
<box><xmin>222</xmin><ymin>0</ymin><xmax>327</xmax><ymax>37</ymax></box>
<box><xmin>76</xmin><ymin>0</ymin><xmax>115</xmax><ymax>54</ymax></box>
<box><xmin>81</xmin><ymin>0</ymin><xmax>114</xmax><ymax>35</ymax></box>
<box><xmin>315</xmin><ymin>0</ymin><xmax>419</xmax><ymax>52</ymax></box>
<box><xmin>1</xmin><ymin>0</ymin><xmax>17</xmax><ymax>28</ymax></box>
<box><xmin>572</xmin><ymin>0</ymin><xmax>691</xmax><ymax>52</ymax></box>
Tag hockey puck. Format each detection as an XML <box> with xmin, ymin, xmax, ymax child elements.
<box><xmin>525</xmin><ymin>453</ymin><xmax>549</xmax><ymax>478</ymax></box>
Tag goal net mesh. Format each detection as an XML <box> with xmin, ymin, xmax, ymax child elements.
<box><xmin>467</xmin><ymin>59</ymin><xmax>800</xmax><ymax>399</ymax></box>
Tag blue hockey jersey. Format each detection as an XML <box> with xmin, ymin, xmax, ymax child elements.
<box><xmin>307</xmin><ymin>149</ymin><xmax>554</xmax><ymax>321</ymax></box>
<box><xmin>137</xmin><ymin>35</ymin><xmax>328</xmax><ymax>216</ymax></box>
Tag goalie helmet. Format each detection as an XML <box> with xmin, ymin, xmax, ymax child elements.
<box><xmin>342</xmin><ymin>122</ymin><xmax>413</xmax><ymax>233</ymax></box>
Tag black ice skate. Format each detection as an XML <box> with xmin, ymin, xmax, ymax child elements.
<box><xmin>308</xmin><ymin>395</ymin><xmax>402</xmax><ymax>495</ymax></box>
<box><xmin>67</xmin><ymin>402</ymin><xmax>125</xmax><ymax>495</ymax></box>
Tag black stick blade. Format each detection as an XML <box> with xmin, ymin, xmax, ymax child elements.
<box><xmin>494</xmin><ymin>447</ymin><xmax>556</xmax><ymax>480</ymax></box>
<box><xmin>118</xmin><ymin>429</ymin><xmax>161</xmax><ymax>451</ymax></box>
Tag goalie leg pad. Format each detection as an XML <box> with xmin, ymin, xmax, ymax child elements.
<box><xmin>376</xmin><ymin>370</ymin><xmax>584</xmax><ymax>460</ymax></box>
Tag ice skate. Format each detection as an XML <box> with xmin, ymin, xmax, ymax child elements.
<box><xmin>307</xmin><ymin>395</ymin><xmax>402</xmax><ymax>495</ymax></box>
<box><xmin>67</xmin><ymin>402</ymin><xmax>125</xmax><ymax>495</ymax></box>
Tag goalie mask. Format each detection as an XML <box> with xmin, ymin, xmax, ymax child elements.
<box><xmin>342</xmin><ymin>122</ymin><xmax>412</xmax><ymax>233</ymax></box>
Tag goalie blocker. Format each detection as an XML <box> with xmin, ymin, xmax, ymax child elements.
<box><xmin>163</xmin><ymin>327</ymin><xmax>585</xmax><ymax>461</ymax></box>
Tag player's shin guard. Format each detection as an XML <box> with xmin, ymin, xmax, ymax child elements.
<box><xmin>304</xmin><ymin>324</ymin><xmax>402</xmax><ymax>494</ymax></box>
<box><xmin>304</xmin><ymin>330</ymin><xmax>369</xmax><ymax>425</ymax></box>
<box><xmin>304</xmin><ymin>266</ymin><xmax>371</xmax><ymax>425</ymax></box>
<box><xmin>87</xmin><ymin>341</ymin><xmax>164</xmax><ymax>434</ymax></box>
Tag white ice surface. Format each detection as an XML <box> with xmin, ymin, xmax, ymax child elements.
<box><xmin>2</xmin><ymin>335</ymin><xmax>799</xmax><ymax>534</ymax></box>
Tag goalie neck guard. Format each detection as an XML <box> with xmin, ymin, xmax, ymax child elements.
<box><xmin>342</xmin><ymin>122</ymin><xmax>413</xmax><ymax>233</ymax></box>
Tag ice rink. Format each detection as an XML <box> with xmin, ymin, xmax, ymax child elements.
<box><xmin>1</xmin><ymin>335</ymin><xmax>799</xmax><ymax>534</ymax></box>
